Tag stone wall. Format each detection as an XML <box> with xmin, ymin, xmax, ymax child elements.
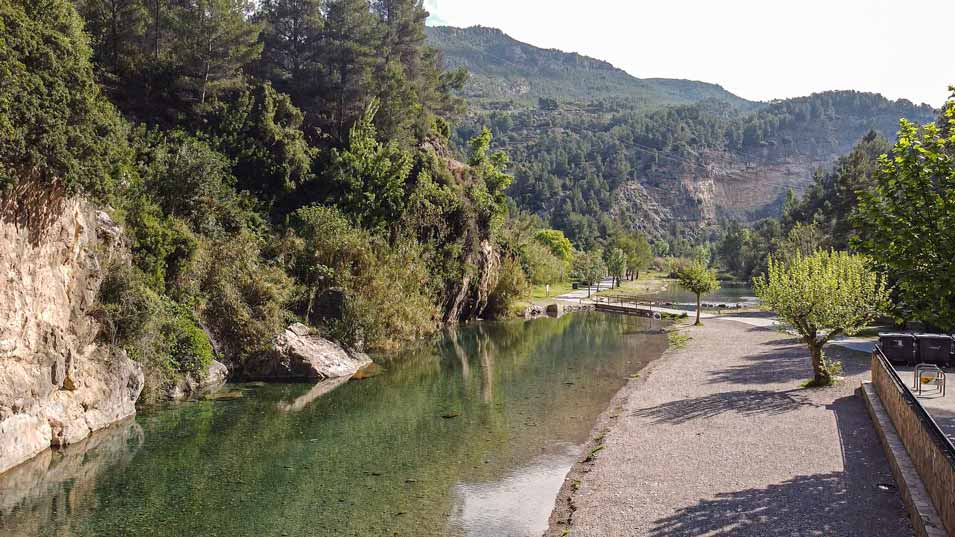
<box><xmin>871</xmin><ymin>353</ymin><xmax>955</xmax><ymax>536</ymax></box>
<box><xmin>0</xmin><ymin>183</ymin><xmax>143</xmax><ymax>475</ymax></box>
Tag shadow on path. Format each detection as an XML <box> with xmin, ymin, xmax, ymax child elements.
<box><xmin>708</xmin><ymin>337</ymin><xmax>871</xmax><ymax>387</ymax></box>
<box><xmin>631</xmin><ymin>389</ymin><xmax>816</xmax><ymax>424</ymax></box>
<box><xmin>648</xmin><ymin>394</ymin><xmax>911</xmax><ymax>537</ymax></box>
<box><xmin>708</xmin><ymin>340</ymin><xmax>808</xmax><ymax>386</ymax></box>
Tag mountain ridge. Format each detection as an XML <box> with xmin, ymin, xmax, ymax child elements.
<box><xmin>427</xmin><ymin>25</ymin><xmax>937</xmax><ymax>244</ymax></box>
<box><xmin>426</xmin><ymin>25</ymin><xmax>756</xmax><ymax>110</ymax></box>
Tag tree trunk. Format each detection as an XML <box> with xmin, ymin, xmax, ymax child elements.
<box><xmin>695</xmin><ymin>293</ymin><xmax>702</xmax><ymax>326</ymax></box>
<box><xmin>809</xmin><ymin>343</ymin><xmax>831</xmax><ymax>386</ymax></box>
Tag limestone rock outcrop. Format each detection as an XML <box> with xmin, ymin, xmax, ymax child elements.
<box><xmin>0</xmin><ymin>185</ymin><xmax>143</xmax><ymax>475</ymax></box>
<box><xmin>243</xmin><ymin>323</ymin><xmax>372</xmax><ymax>382</ymax></box>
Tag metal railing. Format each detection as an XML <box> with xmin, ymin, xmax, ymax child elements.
<box><xmin>873</xmin><ymin>345</ymin><xmax>955</xmax><ymax>462</ymax></box>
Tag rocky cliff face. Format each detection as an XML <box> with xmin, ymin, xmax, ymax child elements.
<box><xmin>0</xmin><ymin>183</ymin><xmax>143</xmax><ymax>475</ymax></box>
<box><xmin>611</xmin><ymin>149</ymin><xmax>834</xmax><ymax>237</ymax></box>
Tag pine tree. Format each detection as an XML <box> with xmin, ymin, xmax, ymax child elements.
<box><xmin>254</xmin><ymin>0</ymin><xmax>324</xmax><ymax>99</ymax></box>
<box><xmin>75</xmin><ymin>0</ymin><xmax>149</xmax><ymax>79</ymax></box>
<box><xmin>175</xmin><ymin>0</ymin><xmax>263</xmax><ymax>106</ymax></box>
<box><xmin>315</xmin><ymin>0</ymin><xmax>381</xmax><ymax>143</ymax></box>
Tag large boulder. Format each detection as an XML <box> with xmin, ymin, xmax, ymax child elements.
<box><xmin>163</xmin><ymin>360</ymin><xmax>229</xmax><ymax>401</ymax></box>
<box><xmin>0</xmin><ymin>186</ymin><xmax>143</xmax><ymax>475</ymax></box>
<box><xmin>243</xmin><ymin>323</ymin><xmax>372</xmax><ymax>382</ymax></box>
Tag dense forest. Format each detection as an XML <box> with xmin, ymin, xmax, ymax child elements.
<box><xmin>2</xmin><ymin>0</ymin><xmax>576</xmax><ymax>399</ymax></box>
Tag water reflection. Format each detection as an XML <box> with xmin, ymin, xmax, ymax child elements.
<box><xmin>0</xmin><ymin>419</ymin><xmax>143</xmax><ymax>535</ymax></box>
<box><xmin>276</xmin><ymin>376</ymin><xmax>350</xmax><ymax>412</ymax></box>
<box><xmin>449</xmin><ymin>443</ymin><xmax>580</xmax><ymax>537</ymax></box>
<box><xmin>0</xmin><ymin>313</ymin><xmax>666</xmax><ymax>537</ymax></box>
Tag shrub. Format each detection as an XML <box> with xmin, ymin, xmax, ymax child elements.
<box><xmin>287</xmin><ymin>205</ymin><xmax>438</xmax><ymax>348</ymax></box>
<box><xmin>198</xmin><ymin>232</ymin><xmax>293</xmax><ymax>364</ymax></box>
<box><xmin>96</xmin><ymin>262</ymin><xmax>215</xmax><ymax>401</ymax></box>
<box><xmin>486</xmin><ymin>255</ymin><xmax>529</xmax><ymax>319</ymax></box>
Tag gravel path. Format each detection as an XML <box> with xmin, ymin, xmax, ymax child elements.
<box><xmin>556</xmin><ymin>278</ymin><xmax>617</xmax><ymax>300</ymax></box>
<box><xmin>547</xmin><ymin>318</ymin><xmax>913</xmax><ymax>537</ymax></box>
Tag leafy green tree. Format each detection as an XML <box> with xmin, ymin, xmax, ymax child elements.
<box><xmin>573</xmin><ymin>249</ymin><xmax>606</xmax><ymax>298</ymax></box>
<box><xmin>675</xmin><ymin>261</ymin><xmax>719</xmax><ymax>326</ymax></box>
<box><xmin>855</xmin><ymin>91</ymin><xmax>955</xmax><ymax>330</ymax></box>
<box><xmin>467</xmin><ymin>127</ymin><xmax>513</xmax><ymax>223</ymax></box>
<box><xmin>610</xmin><ymin>228</ymin><xmax>653</xmax><ymax>280</ymax></box>
<box><xmin>0</xmin><ymin>0</ymin><xmax>125</xmax><ymax>196</ymax></box>
<box><xmin>606</xmin><ymin>248</ymin><xmax>627</xmax><ymax>288</ymax></box>
<box><xmin>203</xmin><ymin>81</ymin><xmax>315</xmax><ymax>210</ymax></box>
<box><xmin>535</xmin><ymin>229</ymin><xmax>574</xmax><ymax>263</ymax></box>
<box><xmin>135</xmin><ymin>130</ymin><xmax>260</xmax><ymax>235</ymax></box>
<box><xmin>326</xmin><ymin>99</ymin><xmax>413</xmax><ymax>232</ymax></box>
<box><xmin>521</xmin><ymin>241</ymin><xmax>567</xmax><ymax>286</ymax></box>
<box><xmin>652</xmin><ymin>239</ymin><xmax>670</xmax><ymax>257</ymax></box>
<box><xmin>773</xmin><ymin>222</ymin><xmax>824</xmax><ymax>266</ymax></box>
<box><xmin>754</xmin><ymin>251</ymin><xmax>890</xmax><ymax>386</ymax></box>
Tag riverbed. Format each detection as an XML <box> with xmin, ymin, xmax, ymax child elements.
<box><xmin>0</xmin><ymin>313</ymin><xmax>667</xmax><ymax>537</ymax></box>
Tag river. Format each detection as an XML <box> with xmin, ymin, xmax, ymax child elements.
<box><xmin>0</xmin><ymin>313</ymin><xmax>667</xmax><ymax>537</ymax></box>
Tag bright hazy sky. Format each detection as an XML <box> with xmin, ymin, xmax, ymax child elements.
<box><xmin>424</xmin><ymin>0</ymin><xmax>953</xmax><ymax>107</ymax></box>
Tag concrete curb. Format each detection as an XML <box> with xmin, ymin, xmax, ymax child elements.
<box><xmin>861</xmin><ymin>382</ymin><xmax>949</xmax><ymax>537</ymax></box>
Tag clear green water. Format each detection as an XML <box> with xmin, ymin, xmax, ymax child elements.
<box><xmin>652</xmin><ymin>285</ymin><xmax>757</xmax><ymax>308</ymax></box>
<box><xmin>0</xmin><ymin>313</ymin><xmax>666</xmax><ymax>537</ymax></box>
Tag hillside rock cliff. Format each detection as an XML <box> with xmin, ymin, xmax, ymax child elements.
<box><xmin>0</xmin><ymin>183</ymin><xmax>143</xmax><ymax>475</ymax></box>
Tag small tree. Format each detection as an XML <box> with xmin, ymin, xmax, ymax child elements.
<box><xmin>675</xmin><ymin>261</ymin><xmax>719</xmax><ymax>326</ymax></box>
<box><xmin>535</xmin><ymin>229</ymin><xmax>574</xmax><ymax>263</ymax></box>
<box><xmin>754</xmin><ymin>250</ymin><xmax>890</xmax><ymax>386</ymax></box>
<box><xmin>573</xmin><ymin>250</ymin><xmax>606</xmax><ymax>298</ymax></box>
<box><xmin>606</xmin><ymin>248</ymin><xmax>627</xmax><ymax>288</ymax></box>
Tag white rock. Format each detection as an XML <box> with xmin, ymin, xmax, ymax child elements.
<box><xmin>243</xmin><ymin>324</ymin><xmax>372</xmax><ymax>381</ymax></box>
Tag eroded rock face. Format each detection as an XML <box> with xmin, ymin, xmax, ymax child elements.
<box><xmin>0</xmin><ymin>185</ymin><xmax>143</xmax><ymax>475</ymax></box>
<box><xmin>243</xmin><ymin>323</ymin><xmax>372</xmax><ymax>382</ymax></box>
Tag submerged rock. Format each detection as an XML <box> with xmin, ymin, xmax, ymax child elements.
<box><xmin>243</xmin><ymin>323</ymin><xmax>371</xmax><ymax>382</ymax></box>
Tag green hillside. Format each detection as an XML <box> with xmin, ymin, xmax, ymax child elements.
<box><xmin>428</xmin><ymin>25</ymin><xmax>937</xmax><ymax>246</ymax></box>
<box><xmin>426</xmin><ymin>25</ymin><xmax>754</xmax><ymax>109</ymax></box>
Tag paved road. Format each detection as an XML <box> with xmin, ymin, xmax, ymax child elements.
<box><xmin>548</xmin><ymin>318</ymin><xmax>912</xmax><ymax>537</ymax></box>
